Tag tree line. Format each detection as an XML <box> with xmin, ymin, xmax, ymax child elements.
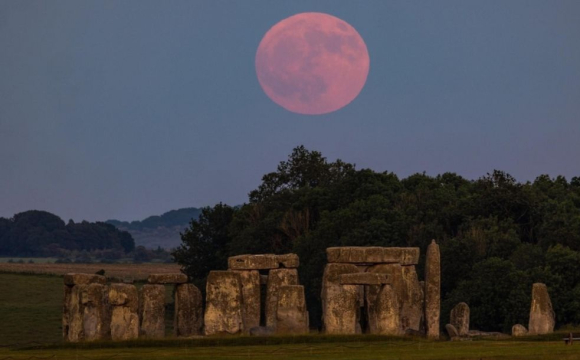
<box><xmin>173</xmin><ymin>146</ymin><xmax>580</xmax><ymax>332</ymax></box>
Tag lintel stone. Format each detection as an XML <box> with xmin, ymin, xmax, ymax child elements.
<box><xmin>64</xmin><ymin>273</ymin><xmax>106</xmax><ymax>286</ymax></box>
<box><xmin>339</xmin><ymin>273</ymin><xmax>390</xmax><ymax>285</ymax></box>
<box><xmin>147</xmin><ymin>273</ymin><xmax>187</xmax><ymax>284</ymax></box>
<box><xmin>326</xmin><ymin>247</ymin><xmax>420</xmax><ymax>265</ymax></box>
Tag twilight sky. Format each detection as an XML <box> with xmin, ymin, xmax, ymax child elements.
<box><xmin>1</xmin><ymin>0</ymin><xmax>579</xmax><ymax>222</ymax></box>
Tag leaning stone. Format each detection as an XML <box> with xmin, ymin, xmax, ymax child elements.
<box><xmin>374</xmin><ymin>284</ymin><xmax>402</xmax><ymax>335</ymax></box>
<box><xmin>276</xmin><ymin>285</ymin><xmax>309</xmax><ymax>334</ymax></box>
<box><xmin>249</xmin><ymin>326</ymin><xmax>275</xmax><ymax>336</ymax></box>
<box><xmin>339</xmin><ymin>273</ymin><xmax>390</xmax><ymax>285</ymax></box>
<box><xmin>64</xmin><ymin>273</ymin><xmax>106</xmax><ymax>286</ymax></box>
<box><xmin>425</xmin><ymin>240</ymin><xmax>441</xmax><ymax>339</ymax></box>
<box><xmin>228</xmin><ymin>254</ymin><xmax>279</xmax><ymax>270</ymax></box>
<box><xmin>140</xmin><ymin>284</ymin><xmax>165</xmax><ymax>338</ymax></box>
<box><xmin>512</xmin><ymin>324</ymin><xmax>528</xmax><ymax>337</ymax></box>
<box><xmin>82</xmin><ymin>283</ymin><xmax>110</xmax><ymax>341</ymax></box>
<box><xmin>445</xmin><ymin>323</ymin><xmax>459</xmax><ymax>339</ymax></box>
<box><xmin>234</xmin><ymin>270</ymin><xmax>261</xmax><ymax>332</ymax></box>
<box><xmin>175</xmin><ymin>283</ymin><xmax>203</xmax><ymax>337</ymax></box>
<box><xmin>528</xmin><ymin>283</ymin><xmax>555</xmax><ymax>335</ymax></box>
<box><xmin>204</xmin><ymin>271</ymin><xmax>244</xmax><ymax>335</ymax></box>
<box><xmin>321</xmin><ymin>263</ymin><xmax>360</xmax><ymax>334</ymax></box>
<box><xmin>147</xmin><ymin>273</ymin><xmax>187</xmax><ymax>284</ymax></box>
<box><xmin>265</xmin><ymin>268</ymin><xmax>299</xmax><ymax>328</ymax></box>
<box><xmin>365</xmin><ymin>263</ymin><xmax>404</xmax><ymax>334</ymax></box>
<box><xmin>275</xmin><ymin>253</ymin><xmax>299</xmax><ymax>268</ymax></box>
<box><xmin>450</xmin><ymin>302</ymin><xmax>470</xmax><ymax>336</ymax></box>
<box><xmin>109</xmin><ymin>283</ymin><xmax>139</xmax><ymax>341</ymax></box>
<box><xmin>326</xmin><ymin>247</ymin><xmax>420</xmax><ymax>265</ymax></box>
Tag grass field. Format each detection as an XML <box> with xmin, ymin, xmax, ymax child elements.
<box><xmin>1</xmin><ymin>272</ymin><xmax>580</xmax><ymax>360</ymax></box>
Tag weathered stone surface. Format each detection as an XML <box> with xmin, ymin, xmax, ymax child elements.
<box><xmin>175</xmin><ymin>283</ymin><xmax>203</xmax><ymax>337</ymax></box>
<box><xmin>339</xmin><ymin>273</ymin><xmax>390</xmax><ymax>285</ymax></box>
<box><xmin>109</xmin><ymin>284</ymin><xmax>139</xmax><ymax>341</ymax></box>
<box><xmin>425</xmin><ymin>240</ymin><xmax>441</xmax><ymax>339</ymax></box>
<box><xmin>365</xmin><ymin>264</ymin><xmax>404</xmax><ymax>334</ymax></box>
<box><xmin>63</xmin><ymin>285</ymin><xmax>72</xmax><ymax>340</ymax></box>
<box><xmin>326</xmin><ymin>247</ymin><xmax>420</xmax><ymax>265</ymax></box>
<box><xmin>321</xmin><ymin>263</ymin><xmax>360</xmax><ymax>334</ymax></box>
<box><xmin>445</xmin><ymin>323</ymin><xmax>459</xmax><ymax>338</ymax></box>
<box><xmin>266</xmin><ymin>268</ymin><xmax>299</xmax><ymax>328</ymax></box>
<box><xmin>276</xmin><ymin>254</ymin><xmax>299</xmax><ymax>268</ymax></box>
<box><xmin>204</xmin><ymin>271</ymin><xmax>244</xmax><ymax>335</ymax></box>
<box><xmin>140</xmin><ymin>284</ymin><xmax>165</xmax><ymax>338</ymax></box>
<box><xmin>450</xmin><ymin>302</ymin><xmax>470</xmax><ymax>336</ymax></box>
<box><xmin>400</xmin><ymin>265</ymin><xmax>423</xmax><ymax>332</ymax></box>
<box><xmin>228</xmin><ymin>253</ymin><xmax>299</xmax><ymax>270</ymax></box>
<box><xmin>82</xmin><ymin>283</ymin><xmax>110</xmax><ymax>341</ymax></box>
<box><xmin>512</xmin><ymin>324</ymin><xmax>528</xmax><ymax>337</ymax></box>
<box><xmin>66</xmin><ymin>285</ymin><xmax>85</xmax><ymax>342</ymax></box>
<box><xmin>528</xmin><ymin>283</ymin><xmax>555</xmax><ymax>335</ymax></box>
<box><xmin>64</xmin><ymin>273</ymin><xmax>106</xmax><ymax>286</ymax></box>
<box><xmin>373</xmin><ymin>285</ymin><xmax>402</xmax><ymax>335</ymax></box>
<box><xmin>147</xmin><ymin>273</ymin><xmax>187</xmax><ymax>284</ymax></box>
<box><xmin>233</xmin><ymin>270</ymin><xmax>261</xmax><ymax>332</ymax></box>
<box><xmin>276</xmin><ymin>285</ymin><xmax>309</xmax><ymax>334</ymax></box>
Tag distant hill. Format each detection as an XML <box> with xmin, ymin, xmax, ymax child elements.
<box><xmin>106</xmin><ymin>208</ymin><xmax>202</xmax><ymax>249</ymax></box>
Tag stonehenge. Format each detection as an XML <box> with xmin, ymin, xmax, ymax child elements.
<box><xmin>528</xmin><ymin>283</ymin><xmax>555</xmax><ymax>335</ymax></box>
<box><xmin>450</xmin><ymin>302</ymin><xmax>470</xmax><ymax>336</ymax></box>
<box><xmin>425</xmin><ymin>240</ymin><xmax>441</xmax><ymax>339</ymax></box>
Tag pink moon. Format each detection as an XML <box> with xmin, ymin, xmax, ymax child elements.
<box><xmin>255</xmin><ymin>12</ymin><xmax>370</xmax><ymax>115</ymax></box>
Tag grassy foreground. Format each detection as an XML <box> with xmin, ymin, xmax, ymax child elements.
<box><xmin>1</xmin><ymin>273</ymin><xmax>580</xmax><ymax>360</ymax></box>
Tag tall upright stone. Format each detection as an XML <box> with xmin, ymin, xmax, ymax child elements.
<box><xmin>66</xmin><ymin>285</ymin><xmax>86</xmax><ymax>342</ymax></box>
<box><xmin>365</xmin><ymin>263</ymin><xmax>403</xmax><ymax>334</ymax></box>
<box><xmin>265</xmin><ymin>268</ymin><xmax>299</xmax><ymax>329</ymax></box>
<box><xmin>450</xmin><ymin>302</ymin><xmax>469</xmax><ymax>336</ymax></box>
<box><xmin>321</xmin><ymin>263</ymin><xmax>360</xmax><ymax>334</ymax></box>
<box><xmin>528</xmin><ymin>283</ymin><xmax>555</xmax><ymax>335</ymax></box>
<box><xmin>400</xmin><ymin>265</ymin><xmax>423</xmax><ymax>332</ymax></box>
<box><xmin>276</xmin><ymin>285</ymin><xmax>309</xmax><ymax>334</ymax></box>
<box><xmin>63</xmin><ymin>285</ymin><xmax>73</xmax><ymax>340</ymax></box>
<box><xmin>109</xmin><ymin>283</ymin><xmax>139</xmax><ymax>341</ymax></box>
<box><xmin>82</xmin><ymin>283</ymin><xmax>110</xmax><ymax>341</ymax></box>
<box><xmin>140</xmin><ymin>284</ymin><xmax>165</xmax><ymax>338</ymax></box>
<box><xmin>425</xmin><ymin>240</ymin><xmax>441</xmax><ymax>339</ymax></box>
<box><xmin>174</xmin><ymin>283</ymin><xmax>203</xmax><ymax>337</ymax></box>
<box><xmin>204</xmin><ymin>271</ymin><xmax>244</xmax><ymax>335</ymax></box>
<box><xmin>373</xmin><ymin>285</ymin><xmax>402</xmax><ymax>335</ymax></box>
<box><xmin>234</xmin><ymin>270</ymin><xmax>261</xmax><ymax>332</ymax></box>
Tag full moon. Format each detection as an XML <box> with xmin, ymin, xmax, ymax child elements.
<box><xmin>255</xmin><ymin>12</ymin><xmax>370</xmax><ymax>115</ymax></box>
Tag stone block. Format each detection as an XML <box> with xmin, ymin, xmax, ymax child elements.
<box><xmin>266</xmin><ymin>268</ymin><xmax>299</xmax><ymax>328</ymax></box>
<box><xmin>528</xmin><ymin>283</ymin><xmax>555</xmax><ymax>335</ymax></box>
<box><xmin>425</xmin><ymin>240</ymin><xmax>441</xmax><ymax>339</ymax></box>
<box><xmin>175</xmin><ymin>283</ymin><xmax>203</xmax><ymax>337</ymax></box>
<box><xmin>373</xmin><ymin>284</ymin><xmax>402</xmax><ymax>335</ymax></box>
<box><xmin>109</xmin><ymin>283</ymin><xmax>139</xmax><ymax>341</ymax></box>
<box><xmin>234</xmin><ymin>270</ymin><xmax>261</xmax><ymax>332</ymax></box>
<box><xmin>108</xmin><ymin>283</ymin><xmax>138</xmax><ymax>311</ymax></box>
<box><xmin>326</xmin><ymin>247</ymin><xmax>420</xmax><ymax>265</ymax></box>
<box><xmin>140</xmin><ymin>284</ymin><xmax>165</xmax><ymax>338</ymax></box>
<box><xmin>276</xmin><ymin>285</ymin><xmax>309</xmax><ymax>334</ymax></box>
<box><xmin>512</xmin><ymin>324</ymin><xmax>528</xmax><ymax>337</ymax></box>
<box><xmin>450</xmin><ymin>302</ymin><xmax>470</xmax><ymax>336</ymax></box>
<box><xmin>204</xmin><ymin>271</ymin><xmax>244</xmax><ymax>335</ymax></box>
<box><xmin>228</xmin><ymin>254</ymin><xmax>279</xmax><ymax>270</ymax></box>
<box><xmin>147</xmin><ymin>273</ymin><xmax>187</xmax><ymax>284</ymax></box>
<box><xmin>82</xmin><ymin>283</ymin><xmax>110</xmax><ymax>341</ymax></box>
<box><xmin>66</xmin><ymin>285</ymin><xmax>85</xmax><ymax>342</ymax></box>
<box><xmin>64</xmin><ymin>273</ymin><xmax>106</xmax><ymax>286</ymax></box>
<box><xmin>275</xmin><ymin>253</ymin><xmax>299</xmax><ymax>268</ymax></box>
<box><xmin>339</xmin><ymin>273</ymin><xmax>390</xmax><ymax>285</ymax></box>
<box><xmin>321</xmin><ymin>263</ymin><xmax>360</xmax><ymax>334</ymax></box>
<box><xmin>365</xmin><ymin>263</ymin><xmax>403</xmax><ymax>334</ymax></box>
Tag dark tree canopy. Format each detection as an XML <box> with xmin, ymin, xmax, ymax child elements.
<box><xmin>175</xmin><ymin>146</ymin><xmax>580</xmax><ymax>331</ymax></box>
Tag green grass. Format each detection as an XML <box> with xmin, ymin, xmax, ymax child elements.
<box><xmin>0</xmin><ymin>257</ymin><xmax>58</xmax><ymax>263</ymax></box>
<box><xmin>2</xmin><ymin>273</ymin><xmax>580</xmax><ymax>359</ymax></box>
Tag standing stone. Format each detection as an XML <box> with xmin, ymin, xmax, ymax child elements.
<box><xmin>450</xmin><ymin>302</ymin><xmax>470</xmax><ymax>336</ymax></box>
<box><xmin>445</xmin><ymin>324</ymin><xmax>459</xmax><ymax>339</ymax></box>
<box><xmin>512</xmin><ymin>324</ymin><xmax>528</xmax><ymax>337</ymax></box>
<box><xmin>425</xmin><ymin>240</ymin><xmax>441</xmax><ymax>339</ymax></box>
<box><xmin>82</xmin><ymin>283</ymin><xmax>110</xmax><ymax>341</ymax></box>
<box><xmin>266</xmin><ymin>268</ymin><xmax>299</xmax><ymax>329</ymax></box>
<box><xmin>276</xmin><ymin>285</ymin><xmax>309</xmax><ymax>334</ymax></box>
<box><xmin>204</xmin><ymin>271</ymin><xmax>244</xmax><ymax>335</ymax></box>
<box><xmin>175</xmin><ymin>283</ymin><xmax>203</xmax><ymax>337</ymax></box>
<box><xmin>67</xmin><ymin>285</ymin><xmax>86</xmax><ymax>342</ymax></box>
<box><xmin>109</xmin><ymin>283</ymin><xmax>139</xmax><ymax>341</ymax></box>
<box><xmin>321</xmin><ymin>263</ymin><xmax>360</xmax><ymax>334</ymax></box>
<box><xmin>365</xmin><ymin>263</ymin><xmax>403</xmax><ymax>334</ymax></box>
<box><xmin>63</xmin><ymin>285</ymin><xmax>72</xmax><ymax>340</ymax></box>
<box><xmin>234</xmin><ymin>270</ymin><xmax>261</xmax><ymax>332</ymax></box>
<box><xmin>140</xmin><ymin>284</ymin><xmax>165</xmax><ymax>338</ymax></box>
<box><xmin>373</xmin><ymin>285</ymin><xmax>402</xmax><ymax>335</ymax></box>
<box><xmin>401</xmin><ymin>265</ymin><xmax>423</xmax><ymax>332</ymax></box>
<box><xmin>528</xmin><ymin>283</ymin><xmax>555</xmax><ymax>335</ymax></box>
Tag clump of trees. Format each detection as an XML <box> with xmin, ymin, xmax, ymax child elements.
<box><xmin>0</xmin><ymin>210</ymin><xmax>135</xmax><ymax>257</ymax></box>
<box><xmin>174</xmin><ymin>146</ymin><xmax>580</xmax><ymax>332</ymax></box>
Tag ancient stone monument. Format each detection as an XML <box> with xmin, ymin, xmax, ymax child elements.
<box><xmin>450</xmin><ymin>302</ymin><xmax>470</xmax><ymax>336</ymax></box>
<box><xmin>528</xmin><ymin>283</ymin><xmax>555</xmax><ymax>335</ymax></box>
<box><xmin>425</xmin><ymin>240</ymin><xmax>441</xmax><ymax>339</ymax></box>
<box><xmin>109</xmin><ymin>283</ymin><xmax>139</xmax><ymax>341</ymax></box>
<box><xmin>512</xmin><ymin>324</ymin><xmax>528</xmax><ymax>337</ymax></box>
<box><xmin>321</xmin><ymin>246</ymin><xmax>428</xmax><ymax>335</ymax></box>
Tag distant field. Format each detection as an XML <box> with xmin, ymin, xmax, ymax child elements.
<box><xmin>0</xmin><ymin>257</ymin><xmax>59</xmax><ymax>263</ymax></box>
<box><xmin>0</xmin><ymin>262</ymin><xmax>181</xmax><ymax>280</ymax></box>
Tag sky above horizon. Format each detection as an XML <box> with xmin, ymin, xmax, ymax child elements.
<box><xmin>1</xmin><ymin>0</ymin><xmax>579</xmax><ymax>222</ymax></box>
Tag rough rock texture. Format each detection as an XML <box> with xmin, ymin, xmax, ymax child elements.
<box><xmin>233</xmin><ymin>270</ymin><xmax>261</xmax><ymax>332</ymax></box>
<box><xmin>147</xmin><ymin>273</ymin><xmax>187</xmax><ymax>284</ymax></box>
<box><xmin>445</xmin><ymin>323</ymin><xmax>459</xmax><ymax>338</ymax></box>
<box><xmin>140</xmin><ymin>284</ymin><xmax>165</xmax><ymax>338</ymax></box>
<box><xmin>326</xmin><ymin>247</ymin><xmax>420</xmax><ymax>265</ymax></box>
<box><xmin>372</xmin><ymin>285</ymin><xmax>401</xmax><ymax>335</ymax></box>
<box><xmin>339</xmin><ymin>273</ymin><xmax>390</xmax><ymax>285</ymax></box>
<box><xmin>63</xmin><ymin>285</ymin><xmax>72</xmax><ymax>339</ymax></box>
<box><xmin>450</xmin><ymin>302</ymin><xmax>470</xmax><ymax>336</ymax></box>
<box><xmin>425</xmin><ymin>240</ymin><xmax>441</xmax><ymax>339</ymax></box>
<box><xmin>109</xmin><ymin>283</ymin><xmax>139</xmax><ymax>341</ymax></box>
<box><xmin>266</xmin><ymin>268</ymin><xmax>299</xmax><ymax>328</ymax></box>
<box><xmin>66</xmin><ymin>285</ymin><xmax>85</xmax><ymax>342</ymax></box>
<box><xmin>275</xmin><ymin>254</ymin><xmax>299</xmax><ymax>268</ymax></box>
<box><xmin>82</xmin><ymin>283</ymin><xmax>110</xmax><ymax>341</ymax></box>
<box><xmin>276</xmin><ymin>285</ymin><xmax>309</xmax><ymax>334</ymax></box>
<box><xmin>512</xmin><ymin>324</ymin><xmax>528</xmax><ymax>337</ymax></box>
<box><xmin>64</xmin><ymin>273</ymin><xmax>106</xmax><ymax>286</ymax></box>
<box><xmin>175</xmin><ymin>283</ymin><xmax>203</xmax><ymax>337</ymax></box>
<box><xmin>365</xmin><ymin>264</ymin><xmax>404</xmax><ymax>334</ymax></box>
<box><xmin>400</xmin><ymin>265</ymin><xmax>423</xmax><ymax>332</ymax></box>
<box><xmin>528</xmin><ymin>283</ymin><xmax>555</xmax><ymax>335</ymax></box>
<box><xmin>321</xmin><ymin>263</ymin><xmax>360</xmax><ymax>334</ymax></box>
<box><xmin>228</xmin><ymin>253</ymin><xmax>299</xmax><ymax>270</ymax></box>
<box><xmin>204</xmin><ymin>271</ymin><xmax>244</xmax><ymax>335</ymax></box>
